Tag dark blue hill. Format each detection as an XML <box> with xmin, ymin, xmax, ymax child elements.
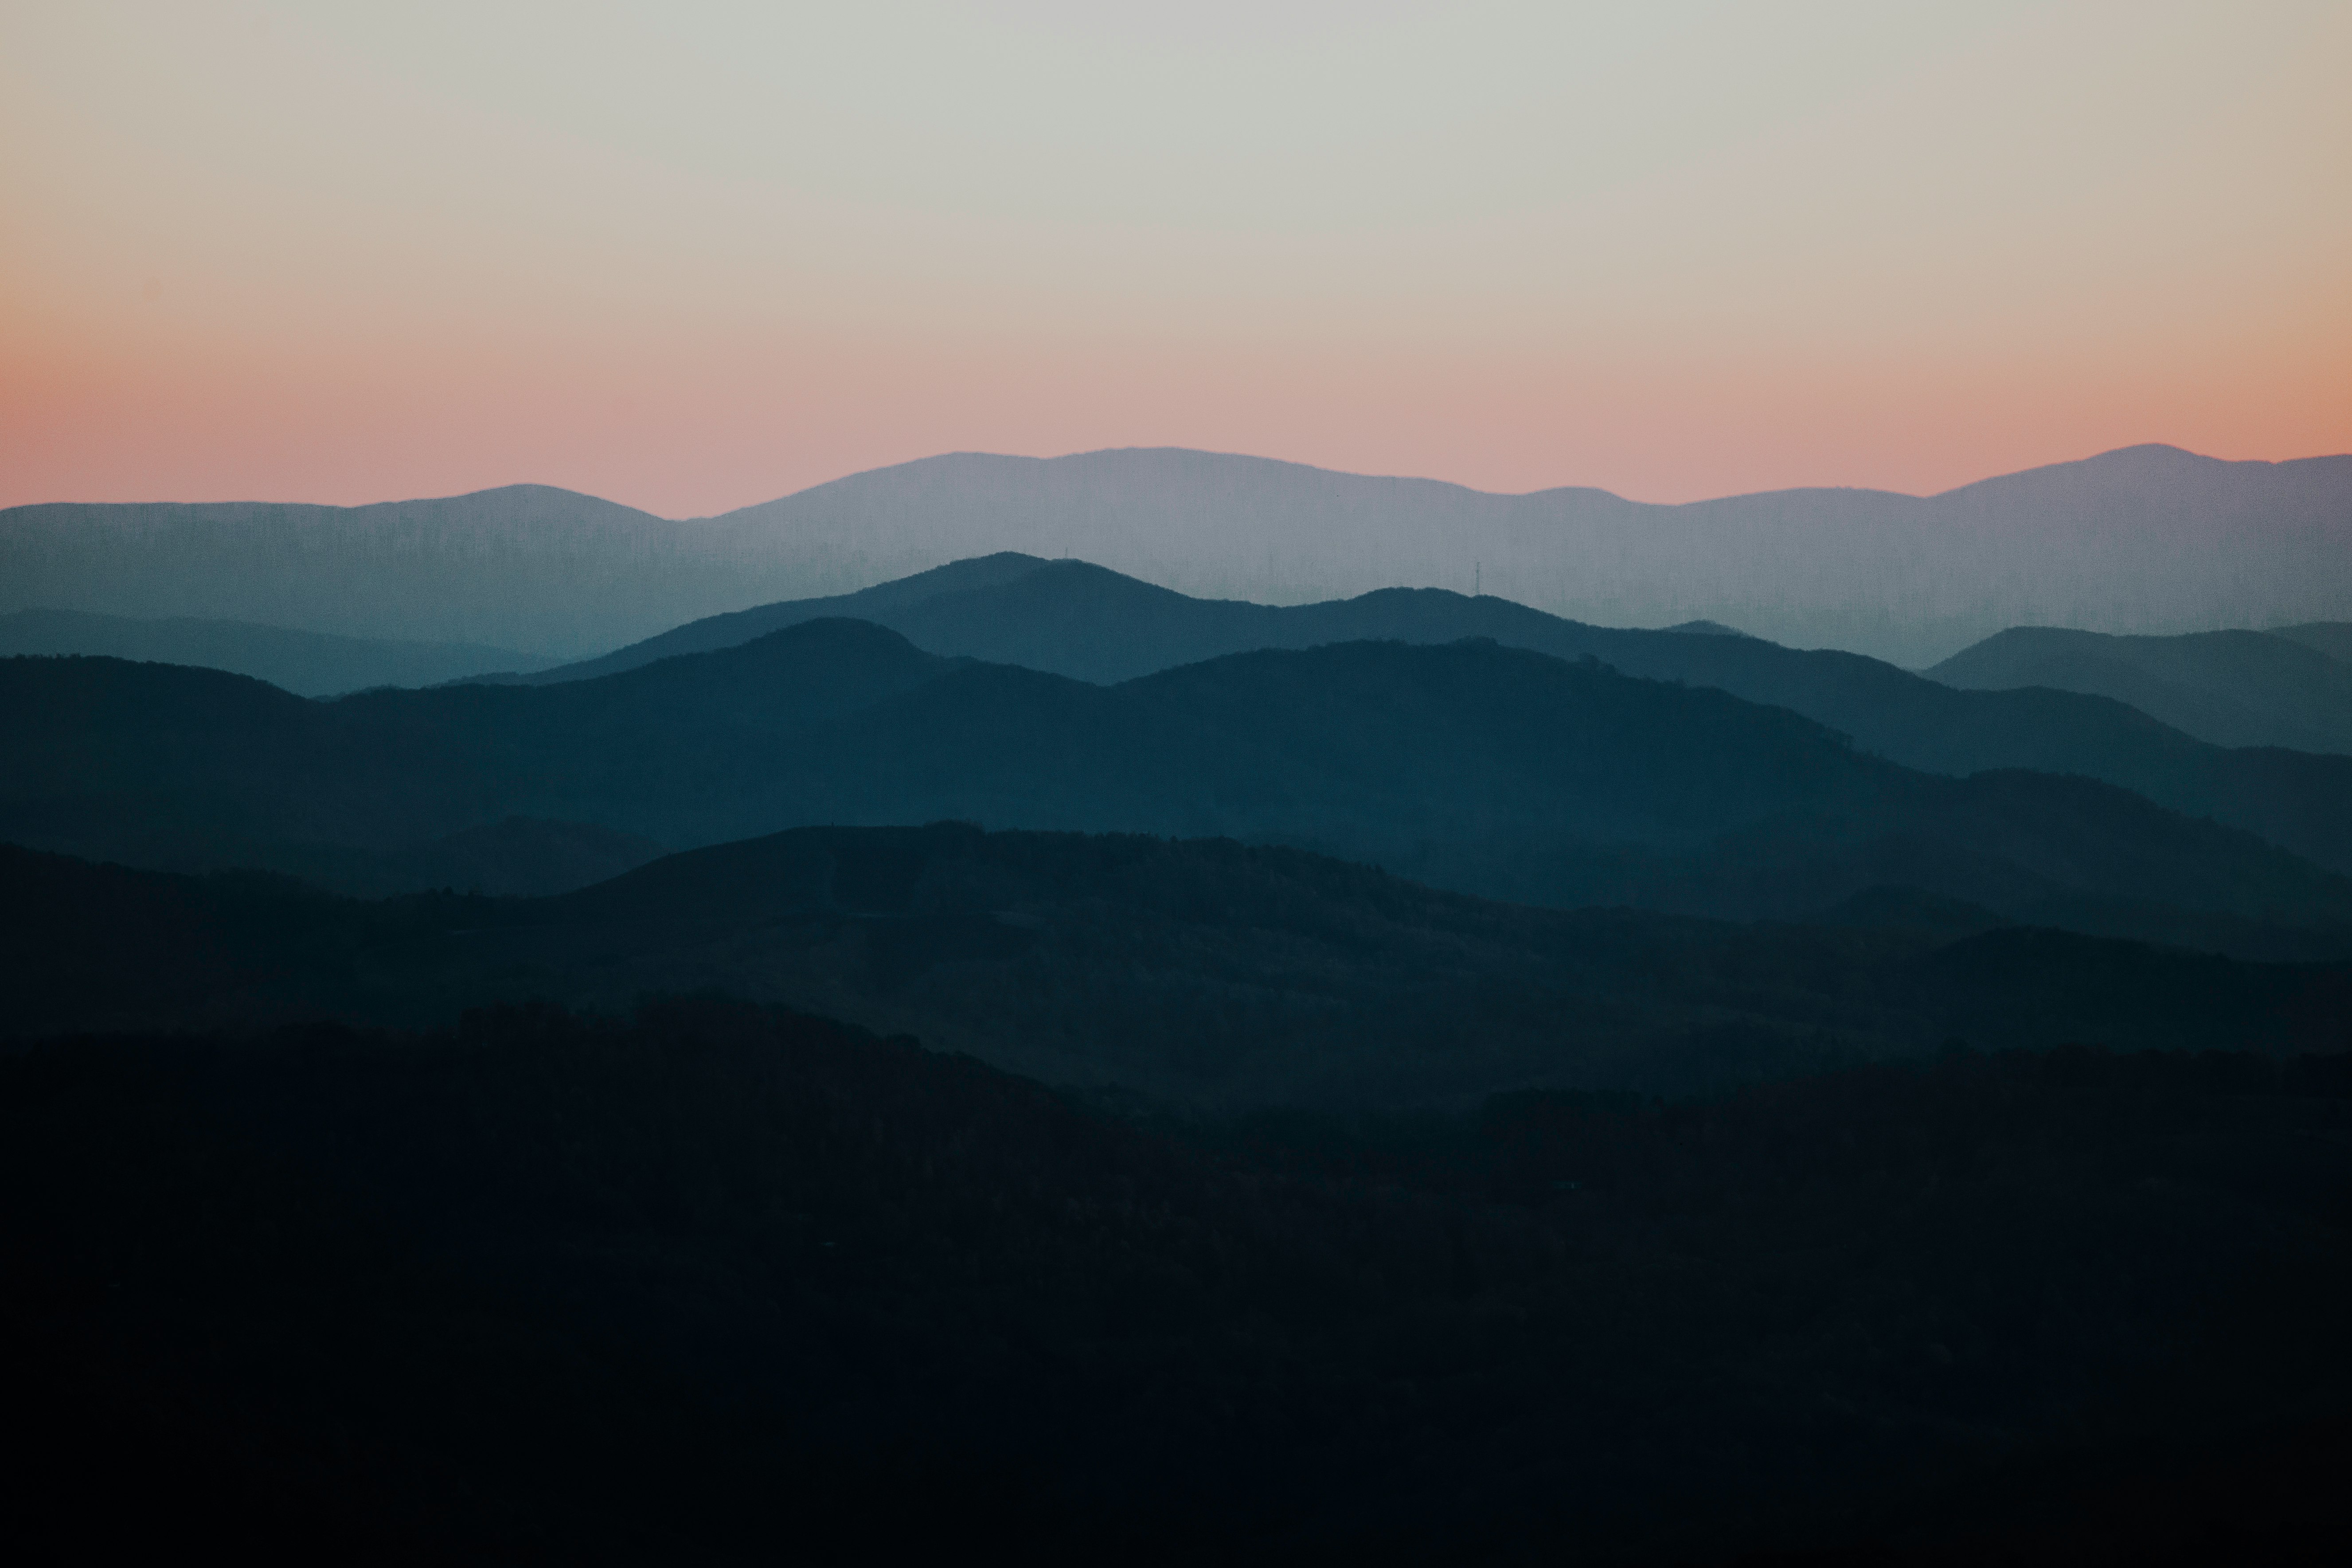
<box><xmin>507</xmin><ymin>558</ymin><xmax>2352</xmax><ymax>879</ymax></box>
<box><xmin>6</xmin><ymin>625</ymin><xmax>2350</xmax><ymax>956</ymax></box>
<box><xmin>1928</xmin><ymin>625</ymin><xmax>2352</xmax><ymax>753</ymax></box>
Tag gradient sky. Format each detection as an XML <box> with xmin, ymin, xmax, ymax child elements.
<box><xmin>4</xmin><ymin>1</ymin><xmax>2347</xmax><ymax>516</ymax></box>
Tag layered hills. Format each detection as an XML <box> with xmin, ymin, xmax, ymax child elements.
<box><xmin>7</xmin><ymin>625</ymin><xmax>2348</xmax><ymax>956</ymax></box>
<box><xmin>10</xmin><ymin>443</ymin><xmax>2347</xmax><ymax>665</ymax></box>
<box><xmin>9</xmin><ymin>828</ymin><xmax>2346</xmax><ymax>1108</ymax></box>
<box><xmin>1928</xmin><ymin>624</ymin><xmax>2352</xmax><ymax>754</ymax></box>
<box><xmin>503</xmin><ymin>555</ymin><xmax>2352</xmax><ymax>882</ymax></box>
<box><xmin>2274</xmin><ymin>622</ymin><xmax>2352</xmax><ymax>664</ymax></box>
<box><xmin>0</xmin><ymin>607</ymin><xmax>559</xmax><ymax>695</ymax></box>
<box><xmin>0</xmin><ymin>486</ymin><xmax>731</xmax><ymax>658</ymax></box>
<box><xmin>702</xmin><ymin>444</ymin><xmax>2352</xmax><ymax>664</ymax></box>
<box><xmin>11</xmin><ymin>451</ymin><xmax>2352</xmax><ymax>1568</ymax></box>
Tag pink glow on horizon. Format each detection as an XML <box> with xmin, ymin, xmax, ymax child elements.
<box><xmin>6</xmin><ymin>325</ymin><xmax>2346</xmax><ymax>516</ymax></box>
<box><xmin>4</xmin><ymin>2</ymin><xmax>2347</xmax><ymax>516</ymax></box>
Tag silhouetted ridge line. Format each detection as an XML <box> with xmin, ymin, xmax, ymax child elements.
<box><xmin>0</xmin><ymin>606</ymin><xmax>559</xmax><ymax>695</ymax></box>
<box><xmin>12</xmin><ymin>443</ymin><xmax>2348</xmax><ymax>665</ymax></box>
<box><xmin>8</xmin><ymin>829</ymin><xmax>2348</xmax><ymax>1098</ymax></box>
<box><xmin>7</xmin><ymin>628</ymin><xmax>2350</xmax><ymax>956</ymax></box>
<box><xmin>1929</xmin><ymin>625</ymin><xmax>2352</xmax><ymax>754</ymax></box>
<box><xmin>496</xmin><ymin>555</ymin><xmax>2352</xmax><ymax>881</ymax></box>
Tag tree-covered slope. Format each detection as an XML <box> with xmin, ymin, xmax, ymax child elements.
<box><xmin>8</xmin><ymin>998</ymin><xmax>2350</xmax><ymax>1563</ymax></box>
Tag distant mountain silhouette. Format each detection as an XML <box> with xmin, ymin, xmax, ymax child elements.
<box><xmin>11</xmin><ymin>443</ymin><xmax>2348</xmax><ymax>664</ymax></box>
<box><xmin>7</xmin><ymin>627</ymin><xmax>2349</xmax><ymax>952</ymax></box>
<box><xmin>694</xmin><ymin>443</ymin><xmax>2352</xmax><ymax>664</ymax></box>
<box><xmin>8</xmin><ymin>828</ymin><xmax>2347</xmax><ymax>1102</ymax></box>
<box><xmin>1927</xmin><ymin>626</ymin><xmax>2352</xmax><ymax>754</ymax></box>
<box><xmin>0</xmin><ymin>486</ymin><xmax>757</xmax><ymax>657</ymax></box>
<box><xmin>0</xmin><ymin>607</ymin><xmax>559</xmax><ymax>695</ymax></box>
<box><xmin>506</xmin><ymin>556</ymin><xmax>2352</xmax><ymax>880</ymax></box>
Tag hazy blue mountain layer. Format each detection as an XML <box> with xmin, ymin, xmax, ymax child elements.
<box><xmin>2270</xmin><ymin>621</ymin><xmax>2352</xmax><ymax>665</ymax></box>
<box><xmin>0</xmin><ymin>486</ymin><xmax>730</xmax><ymax>658</ymax></box>
<box><xmin>1927</xmin><ymin>625</ymin><xmax>2352</xmax><ymax>754</ymax></box>
<box><xmin>490</xmin><ymin>552</ymin><xmax>1062</xmax><ymax>684</ymax></box>
<box><xmin>511</xmin><ymin>555</ymin><xmax>2352</xmax><ymax>880</ymax></box>
<box><xmin>0</xmin><ymin>607</ymin><xmax>559</xmax><ymax>695</ymax></box>
<box><xmin>10</xmin><ymin>443</ymin><xmax>2347</xmax><ymax>665</ymax></box>
<box><xmin>7</xmin><ymin>626</ymin><xmax>2348</xmax><ymax>955</ymax></box>
<box><xmin>9</xmin><ymin>828</ymin><xmax>2345</xmax><ymax>1107</ymax></box>
<box><xmin>692</xmin><ymin>443</ymin><xmax>2352</xmax><ymax>665</ymax></box>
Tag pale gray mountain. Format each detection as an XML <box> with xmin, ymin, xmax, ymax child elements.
<box><xmin>0</xmin><ymin>486</ymin><xmax>763</xmax><ymax>658</ymax></box>
<box><xmin>479</xmin><ymin>554</ymin><xmax>1056</xmax><ymax>684</ymax></box>
<box><xmin>8</xmin><ymin>445</ymin><xmax>2347</xmax><ymax>665</ymax></box>
<box><xmin>0</xmin><ymin>608</ymin><xmax>559</xmax><ymax>696</ymax></box>
<box><xmin>1927</xmin><ymin>626</ymin><xmax>2352</xmax><ymax>755</ymax></box>
<box><xmin>694</xmin><ymin>443</ymin><xmax>2352</xmax><ymax>665</ymax></box>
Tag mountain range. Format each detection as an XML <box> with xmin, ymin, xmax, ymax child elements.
<box><xmin>1927</xmin><ymin>624</ymin><xmax>2352</xmax><ymax>754</ymax></box>
<box><xmin>9</xmin><ymin>442</ymin><xmax>2347</xmax><ymax>665</ymax></box>
<box><xmin>10</xmin><ymin>826</ymin><xmax>2347</xmax><ymax>1107</ymax></box>
<box><xmin>0</xmin><ymin>607</ymin><xmax>558</xmax><ymax>696</ymax></box>
<box><xmin>9</xmin><ymin>622</ymin><xmax>2350</xmax><ymax>958</ymax></box>
<box><xmin>485</xmin><ymin>553</ymin><xmax>2352</xmax><ymax>884</ymax></box>
<box><xmin>12</xmin><ymin>446</ymin><xmax>2352</xmax><ymax>1567</ymax></box>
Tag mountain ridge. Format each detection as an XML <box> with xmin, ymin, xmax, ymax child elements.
<box><xmin>0</xmin><ymin>607</ymin><xmax>560</xmax><ymax>695</ymax></box>
<box><xmin>12</xmin><ymin>442</ymin><xmax>2348</xmax><ymax>665</ymax></box>
<box><xmin>8</xmin><ymin>623</ymin><xmax>2351</xmax><ymax>957</ymax></box>
<box><xmin>1928</xmin><ymin>625</ymin><xmax>2352</xmax><ymax>754</ymax></box>
<box><xmin>9</xmin><ymin>826</ymin><xmax>2348</xmax><ymax>1100</ymax></box>
<box><xmin>495</xmin><ymin>555</ymin><xmax>2352</xmax><ymax>881</ymax></box>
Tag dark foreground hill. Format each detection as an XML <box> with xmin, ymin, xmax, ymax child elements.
<box><xmin>512</xmin><ymin>556</ymin><xmax>2352</xmax><ymax>880</ymax></box>
<box><xmin>11</xmin><ymin>829</ymin><xmax>2349</xmax><ymax>1106</ymax></box>
<box><xmin>9</xmin><ymin>827</ymin><xmax>2342</xmax><ymax>1109</ymax></box>
<box><xmin>1928</xmin><ymin>625</ymin><xmax>2352</xmax><ymax>755</ymax></box>
<box><xmin>9</xmin><ymin>630</ymin><xmax>2352</xmax><ymax>954</ymax></box>
<box><xmin>8</xmin><ymin>997</ymin><xmax>2350</xmax><ymax>1563</ymax></box>
<box><xmin>0</xmin><ymin>607</ymin><xmax>561</xmax><ymax>695</ymax></box>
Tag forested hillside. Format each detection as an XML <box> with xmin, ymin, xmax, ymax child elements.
<box><xmin>12</xmin><ymin>445</ymin><xmax>2348</xmax><ymax>665</ymax></box>
<box><xmin>9</xmin><ymin>998</ymin><xmax>2348</xmax><ymax>1562</ymax></box>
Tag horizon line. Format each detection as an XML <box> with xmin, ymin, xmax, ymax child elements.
<box><xmin>9</xmin><ymin>441</ymin><xmax>2349</xmax><ymax>521</ymax></box>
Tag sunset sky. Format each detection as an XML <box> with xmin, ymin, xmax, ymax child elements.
<box><xmin>4</xmin><ymin>0</ymin><xmax>2347</xmax><ymax>516</ymax></box>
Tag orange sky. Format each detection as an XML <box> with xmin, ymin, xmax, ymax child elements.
<box><xmin>4</xmin><ymin>2</ymin><xmax>2347</xmax><ymax>515</ymax></box>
